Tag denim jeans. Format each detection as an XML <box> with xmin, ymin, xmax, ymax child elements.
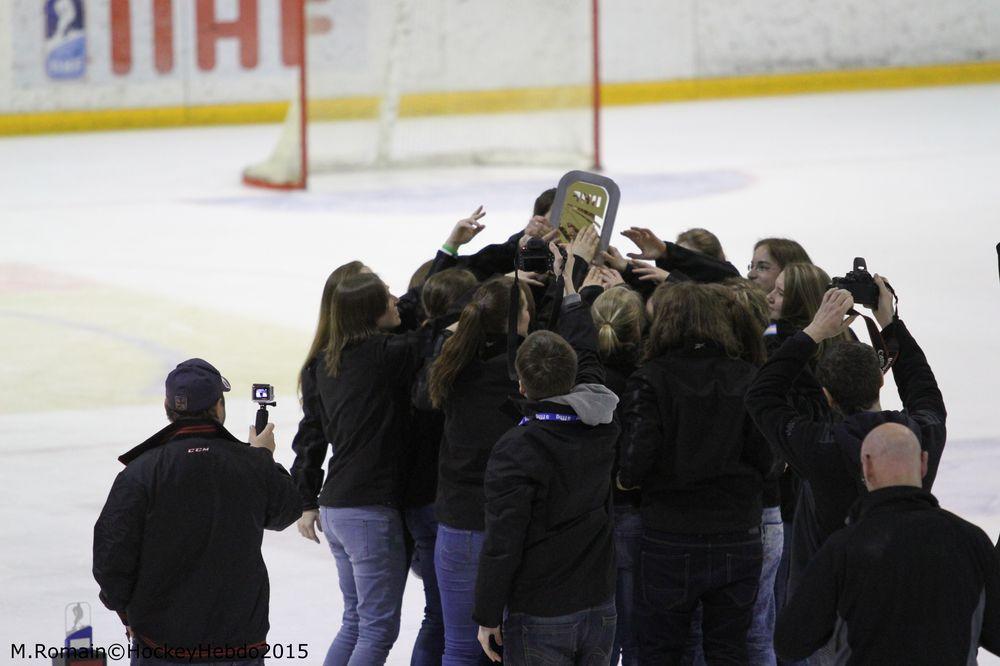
<box><xmin>746</xmin><ymin>507</ymin><xmax>784</xmax><ymax>665</ymax></box>
<box><xmin>637</xmin><ymin>527</ymin><xmax>762</xmax><ymax>665</ymax></box>
<box><xmin>435</xmin><ymin>524</ymin><xmax>492</xmax><ymax>666</ymax></box>
<box><xmin>504</xmin><ymin>599</ymin><xmax>617</xmax><ymax>666</ymax></box>
<box><xmin>406</xmin><ymin>504</ymin><xmax>444</xmax><ymax>666</ymax></box>
<box><xmin>612</xmin><ymin>506</ymin><xmax>642</xmax><ymax>666</ymax></box>
<box><xmin>321</xmin><ymin>505</ymin><xmax>408</xmax><ymax>666</ymax></box>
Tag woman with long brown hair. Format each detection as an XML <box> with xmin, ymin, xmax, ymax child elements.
<box><xmin>425</xmin><ymin>275</ymin><xmax>532</xmax><ymax>665</ymax></box>
<box><xmin>618</xmin><ymin>282</ymin><xmax>771</xmax><ymax>663</ymax></box>
<box><xmin>291</xmin><ymin>261</ymin><xmax>368</xmax><ymax>544</ymax></box>
<box><xmin>290</xmin><ymin>271</ymin><xmax>424</xmax><ymax>666</ymax></box>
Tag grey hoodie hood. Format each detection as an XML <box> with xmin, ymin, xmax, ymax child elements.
<box><xmin>547</xmin><ymin>383</ymin><xmax>619</xmax><ymax>426</ymax></box>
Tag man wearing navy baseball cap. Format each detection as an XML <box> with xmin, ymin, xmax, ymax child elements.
<box><xmin>93</xmin><ymin>359</ymin><xmax>301</xmax><ymax>665</ymax></box>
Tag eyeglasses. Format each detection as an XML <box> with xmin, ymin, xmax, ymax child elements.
<box><xmin>747</xmin><ymin>262</ymin><xmax>774</xmax><ymax>273</ymax></box>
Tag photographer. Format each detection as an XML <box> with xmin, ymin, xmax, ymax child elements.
<box><xmin>474</xmin><ymin>250</ymin><xmax>620</xmax><ymax>665</ymax></box>
<box><xmin>93</xmin><ymin>359</ymin><xmax>301</xmax><ymax>665</ymax></box>
<box><xmin>618</xmin><ymin>282</ymin><xmax>772</xmax><ymax>663</ymax></box>
<box><xmin>745</xmin><ymin>280</ymin><xmax>947</xmax><ymax>600</ymax></box>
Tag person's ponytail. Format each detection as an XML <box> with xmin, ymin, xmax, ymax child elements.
<box><xmin>591</xmin><ymin>287</ymin><xmax>644</xmax><ymax>365</ymax></box>
<box><xmin>428</xmin><ymin>278</ymin><xmax>514</xmax><ymax>408</ymax></box>
<box><xmin>597</xmin><ymin>322</ymin><xmax>622</xmax><ymax>361</ymax></box>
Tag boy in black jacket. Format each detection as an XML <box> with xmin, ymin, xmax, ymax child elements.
<box><xmin>745</xmin><ymin>280</ymin><xmax>947</xmax><ymax>597</ymax></box>
<box><xmin>775</xmin><ymin>423</ymin><xmax>1000</xmax><ymax>663</ymax></box>
<box><xmin>473</xmin><ymin>271</ymin><xmax>620</xmax><ymax>665</ymax></box>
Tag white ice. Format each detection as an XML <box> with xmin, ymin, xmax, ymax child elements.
<box><xmin>1</xmin><ymin>84</ymin><xmax>999</xmax><ymax>664</ymax></box>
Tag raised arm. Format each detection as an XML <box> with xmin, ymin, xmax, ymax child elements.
<box><xmin>746</xmin><ymin>290</ymin><xmax>853</xmax><ymax>480</ymax></box>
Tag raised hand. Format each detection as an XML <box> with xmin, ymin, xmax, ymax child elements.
<box><xmin>632</xmin><ymin>264</ymin><xmax>670</xmax><ymax>284</ymax></box>
<box><xmin>581</xmin><ymin>265</ymin><xmax>605</xmax><ymax>291</ymax></box>
<box><xmin>621</xmin><ymin>227</ymin><xmax>667</xmax><ymax>260</ymax></box>
<box><xmin>598</xmin><ymin>266</ymin><xmax>625</xmax><ymax>288</ymax></box>
<box><xmin>804</xmin><ymin>289</ymin><xmax>857</xmax><ymax>343</ymax></box>
<box><xmin>870</xmin><ymin>275</ymin><xmax>896</xmax><ymax>329</ymax></box>
<box><xmin>446</xmin><ymin>205</ymin><xmax>487</xmax><ymax>248</ymax></box>
<box><xmin>570</xmin><ymin>224</ymin><xmax>600</xmax><ymax>264</ymax></box>
<box><xmin>601</xmin><ymin>246</ymin><xmax>628</xmax><ymax>272</ymax></box>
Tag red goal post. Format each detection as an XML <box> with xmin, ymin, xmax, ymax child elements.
<box><xmin>243</xmin><ymin>0</ymin><xmax>602</xmax><ymax>190</ymax></box>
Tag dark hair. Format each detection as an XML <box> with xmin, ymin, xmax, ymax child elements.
<box><xmin>533</xmin><ymin>188</ymin><xmax>557</xmax><ymax>217</ymax></box>
<box><xmin>677</xmin><ymin>228</ymin><xmax>726</xmax><ymax>261</ymax></box>
<box><xmin>428</xmin><ymin>277</ymin><xmax>532</xmax><ymax>408</ymax></box>
<box><xmin>165</xmin><ymin>395</ymin><xmax>223</xmax><ymax>423</ymax></box>
<box><xmin>421</xmin><ymin>268</ymin><xmax>478</xmax><ymax>320</ymax></box>
<box><xmin>754</xmin><ymin>238</ymin><xmax>812</xmax><ymax>269</ymax></box>
<box><xmin>516</xmin><ymin>331</ymin><xmax>577</xmax><ymax>400</ymax></box>
<box><xmin>323</xmin><ymin>273</ymin><xmax>390</xmax><ymax>377</ymax></box>
<box><xmin>816</xmin><ymin>341</ymin><xmax>883</xmax><ymax>414</ymax></box>
<box><xmin>408</xmin><ymin>259</ymin><xmax>435</xmax><ymax>292</ymax></box>
<box><xmin>299</xmin><ymin>261</ymin><xmax>366</xmax><ymax>395</ymax></box>
<box><xmin>646</xmin><ymin>282</ymin><xmax>764</xmax><ymax>365</ymax></box>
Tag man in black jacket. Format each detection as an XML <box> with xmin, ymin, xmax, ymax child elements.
<box><xmin>473</xmin><ymin>275</ymin><xmax>620</xmax><ymax>665</ymax></box>
<box><xmin>93</xmin><ymin>359</ymin><xmax>301</xmax><ymax>665</ymax></box>
<box><xmin>745</xmin><ymin>281</ymin><xmax>947</xmax><ymax>597</ymax></box>
<box><xmin>775</xmin><ymin>423</ymin><xmax>1000</xmax><ymax>663</ymax></box>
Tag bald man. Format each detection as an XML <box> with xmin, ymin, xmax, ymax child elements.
<box><xmin>774</xmin><ymin>424</ymin><xmax>1000</xmax><ymax>664</ymax></box>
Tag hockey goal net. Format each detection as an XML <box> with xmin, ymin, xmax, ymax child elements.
<box><xmin>243</xmin><ymin>0</ymin><xmax>600</xmax><ymax>189</ymax></box>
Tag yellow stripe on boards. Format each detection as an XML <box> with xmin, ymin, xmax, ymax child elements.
<box><xmin>2</xmin><ymin>60</ymin><xmax>999</xmax><ymax>136</ymax></box>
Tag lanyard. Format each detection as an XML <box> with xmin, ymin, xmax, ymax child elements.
<box><xmin>518</xmin><ymin>413</ymin><xmax>581</xmax><ymax>426</ymax></box>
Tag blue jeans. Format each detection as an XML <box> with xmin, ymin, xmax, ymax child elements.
<box><xmin>435</xmin><ymin>524</ymin><xmax>492</xmax><ymax>666</ymax></box>
<box><xmin>504</xmin><ymin>599</ymin><xmax>617</xmax><ymax>666</ymax></box>
<box><xmin>406</xmin><ymin>504</ymin><xmax>444</xmax><ymax>666</ymax></box>
<box><xmin>637</xmin><ymin>528</ymin><xmax>762</xmax><ymax>665</ymax></box>
<box><xmin>746</xmin><ymin>507</ymin><xmax>784</xmax><ymax>665</ymax></box>
<box><xmin>321</xmin><ymin>506</ymin><xmax>408</xmax><ymax>666</ymax></box>
<box><xmin>612</xmin><ymin>506</ymin><xmax>642</xmax><ymax>666</ymax></box>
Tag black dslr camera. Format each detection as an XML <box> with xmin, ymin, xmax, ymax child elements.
<box><xmin>830</xmin><ymin>257</ymin><xmax>880</xmax><ymax>308</ymax></box>
<box><xmin>518</xmin><ymin>237</ymin><xmax>556</xmax><ymax>274</ymax></box>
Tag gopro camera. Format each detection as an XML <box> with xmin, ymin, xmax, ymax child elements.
<box><xmin>251</xmin><ymin>384</ymin><xmax>276</xmax><ymax>435</ymax></box>
<box><xmin>252</xmin><ymin>384</ymin><xmax>274</xmax><ymax>404</ymax></box>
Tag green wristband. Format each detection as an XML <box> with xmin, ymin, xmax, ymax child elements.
<box><xmin>442</xmin><ymin>243</ymin><xmax>458</xmax><ymax>256</ymax></box>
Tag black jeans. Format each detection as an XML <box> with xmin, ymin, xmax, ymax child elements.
<box><xmin>636</xmin><ymin>528</ymin><xmax>762</xmax><ymax>665</ymax></box>
<box><xmin>503</xmin><ymin>599</ymin><xmax>617</xmax><ymax>666</ymax></box>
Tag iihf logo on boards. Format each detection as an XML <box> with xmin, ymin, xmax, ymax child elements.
<box><xmin>50</xmin><ymin>602</ymin><xmax>107</xmax><ymax>665</ymax></box>
<box><xmin>44</xmin><ymin>0</ymin><xmax>86</xmax><ymax>81</ymax></box>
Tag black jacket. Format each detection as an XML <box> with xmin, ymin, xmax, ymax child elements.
<box><xmin>312</xmin><ymin>332</ymin><xmax>423</xmax><ymax>508</ymax></box>
<box><xmin>655</xmin><ymin>241</ymin><xmax>740</xmax><ymax>283</ymax></box>
<box><xmin>290</xmin><ymin>356</ymin><xmax>326</xmax><ymax>511</ymax></box>
<box><xmin>604</xmin><ymin>352</ymin><xmax>641</xmax><ymax>509</ymax></box>
<box><xmin>745</xmin><ymin>319</ymin><xmax>947</xmax><ymax>589</ymax></box>
<box><xmin>618</xmin><ymin>342</ymin><xmax>771</xmax><ymax>534</ymax></box>
<box><xmin>775</xmin><ymin>486</ymin><xmax>1000</xmax><ymax>664</ymax></box>
<box><xmin>763</xmin><ymin>318</ymin><xmax>834</xmax><ymax>521</ymax></box>
<box><xmin>93</xmin><ymin>420</ymin><xmax>301</xmax><ymax>661</ymax></box>
<box><xmin>474</xmin><ymin>294</ymin><xmax>619</xmax><ymax>626</ymax></box>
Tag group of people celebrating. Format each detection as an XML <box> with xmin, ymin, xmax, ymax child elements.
<box><xmin>94</xmin><ymin>187</ymin><xmax>1000</xmax><ymax>666</ymax></box>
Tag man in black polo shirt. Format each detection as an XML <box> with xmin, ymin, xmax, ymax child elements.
<box><xmin>93</xmin><ymin>359</ymin><xmax>301</xmax><ymax>665</ymax></box>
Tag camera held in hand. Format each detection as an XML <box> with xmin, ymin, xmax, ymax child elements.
<box><xmin>830</xmin><ymin>257</ymin><xmax>880</xmax><ymax>309</ymax></box>
<box><xmin>252</xmin><ymin>383</ymin><xmax>276</xmax><ymax>435</ymax></box>
<box><xmin>518</xmin><ymin>237</ymin><xmax>555</xmax><ymax>274</ymax></box>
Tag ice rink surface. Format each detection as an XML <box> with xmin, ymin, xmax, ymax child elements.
<box><xmin>2</xmin><ymin>84</ymin><xmax>999</xmax><ymax>662</ymax></box>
